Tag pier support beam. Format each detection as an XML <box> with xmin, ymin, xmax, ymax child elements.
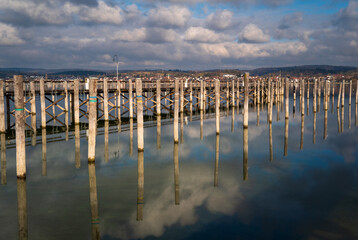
<box><xmin>136</xmin><ymin>78</ymin><xmax>144</xmax><ymax>151</ymax></box>
<box><xmin>74</xmin><ymin>79</ymin><xmax>80</xmax><ymax>124</ymax></box>
<box><xmin>14</xmin><ymin>75</ymin><xmax>26</xmax><ymax>179</ymax></box>
<box><xmin>174</xmin><ymin>80</ymin><xmax>179</xmax><ymax>144</ymax></box>
<box><xmin>215</xmin><ymin>79</ymin><xmax>220</xmax><ymax>135</ymax></box>
<box><xmin>243</xmin><ymin>73</ymin><xmax>249</xmax><ymax>129</ymax></box>
<box><xmin>88</xmin><ymin>77</ymin><xmax>98</xmax><ymax>163</ymax></box>
<box><xmin>0</xmin><ymin>80</ymin><xmax>5</xmax><ymax>133</ymax></box>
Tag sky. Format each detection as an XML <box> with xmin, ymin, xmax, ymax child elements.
<box><xmin>0</xmin><ymin>0</ymin><xmax>357</xmax><ymax>70</ymax></box>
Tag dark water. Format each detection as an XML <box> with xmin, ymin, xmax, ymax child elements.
<box><xmin>1</xmin><ymin>96</ymin><xmax>358</xmax><ymax>240</ymax></box>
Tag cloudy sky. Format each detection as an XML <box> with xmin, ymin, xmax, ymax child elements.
<box><xmin>0</xmin><ymin>0</ymin><xmax>357</xmax><ymax>70</ymax></box>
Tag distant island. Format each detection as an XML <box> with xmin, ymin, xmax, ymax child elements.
<box><xmin>0</xmin><ymin>65</ymin><xmax>357</xmax><ymax>78</ymax></box>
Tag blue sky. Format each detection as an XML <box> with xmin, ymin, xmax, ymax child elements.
<box><xmin>0</xmin><ymin>0</ymin><xmax>357</xmax><ymax>70</ymax></box>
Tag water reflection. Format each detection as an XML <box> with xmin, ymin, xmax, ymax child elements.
<box><xmin>174</xmin><ymin>143</ymin><xmax>180</xmax><ymax>205</ymax></box>
<box><xmin>214</xmin><ymin>134</ymin><xmax>219</xmax><ymax>187</ymax></box>
<box><xmin>88</xmin><ymin>162</ymin><xmax>100</xmax><ymax>239</ymax></box>
<box><xmin>137</xmin><ymin>151</ymin><xmax>144</xmax><ymax>221</ymax></box>
<box><xmin>75</xmin><ymin>124</ymin><xmax>80</xmax><ymax>168</ymax></box>
<box><xmin>17</xmin><ymin>178</ymin><xmax>28</xmax><ymax>240</ymax></box>
<box><xmin>243</xmin><ymin>128</ymin><xmax>248</xmax><ymax>181</ymax></box>
<box><xmin>1</xmin><ymin>133</ymin><xmax>6</xmax><ymax>184</ymax></box>
<box><xmin>42</xmin><ymin>128</ymin><xmax>47</xmax><ymax>176</ymax></box>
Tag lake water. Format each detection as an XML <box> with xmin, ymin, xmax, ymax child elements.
<box><xmin>1</xmin><ymin>96</ymin><xmax>358</xmax><ymax>240</ymax></box>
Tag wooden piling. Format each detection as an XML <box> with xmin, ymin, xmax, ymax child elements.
<box><xmin>0</xmin><ymin>80</ymin><xmax>5</xmax><ymax>133</ymax></box>
<box><xmin>129</xmin><ymin>79</ymin><xmax>133</xmax><ymax>119</ymax></box>
<box><xmin>88</xmin><ymin>77</ymin><xmax>98</xmax><ymax>163</ymax></box>
<box><xmin>40</xmin><ymin>78</ymin><xmax>46</xmax><ymax>128</ymax></box>
<box><xmin>117</xmin><ymin>80</ymin><xmax>121</xmax><ymax>121</ymax></box>
<box><xmin>232</xmin><ymin>80</ymin><xmax>235</xmax><ymax>107</ymax></box>
<box><xmin>74</xmin><ymin>79</ymin><xmax>80</xmax><ymax>124</ymax></box>
<box><xmin>200</xmin><ymin>80</ymin><xmax>204</xmax><ymax>111</ymax></box>
<box><xmin>337</xmin><ymin>82</ymin><xmax>342</xmax><ymax>108</ymax></box>
<box><xmin>156</xmin><ymin>79</ymin><xmax>161</xmax><ymax>116</ymax></box>
<box><xmin>136</xmin><ymin>78</ymin><xmax>144</xmax><ymax>151</ymax></box>
<box><xmin>215</xmin><ymin>79</ymin><xmax>220</xmax><ymax>135</ymax></box>
<box><xmin>342</xmin><ymin>80</ymin><xmax>345</xmax><ymax>107</ymax></box>
<box><xmin>174</xmin><ymin>80</ymin><xmax>179</xmax><ymax>143</ymax></box>
<box><xmin>103</xmin><ymin>78</ymin><xmax>109</xmax><ymax>121</ymax></box>
<box><xmin>313</xmin><ymin>80</ymin><xmax>317</xmax><ymax>113</ymax></box>
<box><xmin>14</xmin><ymin>75</ymin><xmax>26</xmax><ymax>178</ymax></box>
<box><xmin>356</xmin><ymin>80</ymin><xmax>358</xmax><ymax>105</ymax></box>
<box><xmin>75</xmin><ymin>124</ymin><xmax>80</xmax><ymax>168</ymax></box>
<box><xmin>29</xmin><ymin>81</ymin><xmax>36</xmax><ymax>115</ymax></box>
<box><xmin>243</xmin><ymin>73</ymin><xmax>249</xmax><ymax>129</ymax></box>
<box><xmin>180</xmin><ymin>79</ymin><xmax>184</xmax><ymax>113</ymax></box>
<box><xmin>349</xmin><ymin>80</ymin><xmax>352</xmax><ymax>106</ymax></box>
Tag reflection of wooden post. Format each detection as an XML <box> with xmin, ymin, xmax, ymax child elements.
<box><xmin>88</xmin><ymin>162</ymin><xmax>100</xmax><ymax>239</ymax></box>
<box><xmin>300</xmin><ymin>114</ymin><xmax>304</xmax><ymax>150</ymax></box>
<box><xmin>313</xmin><ymin>112</ymin><xmax>316</xmax><ymax>144</ymax></box>
<box><xmin>200</xmin><ymin>110</ymin><xmax>203</xmax><ymax>140</ymax></box>
<box><xmin>157</xmin><ymin>116</ymin><xmax>161</xmax><ymax>149</ymax></box>
<box><xmin>284</xmin><ymin>118</ymin><xmax>288</xmax><ymax>156</ymax></box>
<box><xmin>104</xmin><ymin>120</ymin><xmax>109</xmax><ymax>162</ymax></box>
<box><xmin>137</xmin><ymin>151</ymin><xmax>144</xmax><ymax>221</ymax></box>
<box><xmin>349</xmin><ymin>103</ymin><xmax>351</xmax><ymax>128</ymax></box>
<box><xmin>103</xmin><ymin>78</ymin><xmax>108</xmax><ymax>121</ymax></box>
<box><xmin>136</xmin><ymin>79</ymin><xmax>144</xmax><ymax>151</ymax></box>
<box><xmin>14</xmin><ymin>76</ymin><xmax>26</xmax><ymax>178</ymax></box>
<box><xmin>40</xmin><ymin>127</ymin><xmax>46</xmax><ymax>176</ymax></box>
<box><xmin>129</xmin><ymin>118</ymin><xmax>133</xmax><ymax>157</ymax></box>
<box><xmin>341</xmin><ymin>106</ymin><xmax>345</xmax><ymax>132</ymax></box>
<box><xmin>75</xmin><ymin>124</ymin><xmax>80</xmax><ymax>168</ymax></box>
<box><xmin>129</xmin><ymin>79</ymin><xmax>133</xmax><ymax>119</ymax></box>
<box><xmin>232</xmin><ymin>107</ymin><xmax>235</xmax><ymax>132</ymax></box>
<box><xmin>180</xmin><ymin>112</ymin><xmax>184</xmax><ymax>144</ymax></box>
<box><xmin>243</xmin><ymin>128</ymin><xmax>248</xmax><ymax>181</ymax></box>
<box><xmin>355</xmin><ymin>103</ymin><xmax>357</xmax><ymax>127</ymax></box>
<box><xmin>40</xmin><ymin>78</ymin><xmax>46</xmax><ymax>128</ymax></box>
<box><xmin>269</xmin><ymin>122</ymin><xmax>273</xmax><ymax>161</ymax></box>
<box><xmin>243</xmin><ymin>73</ymin><xmax>249</xmax><ymax>128</ymax></box>
<box><xmin>173</xmin><ymin>143</ymin><xmax>179</xmax><ymax>205</ymax></box>
<box><xmin>74</xmin><ymin>79</ymin><xmax>80</xmax><ymax>124</ymax></box>
<box><xmin>215</xmin><ymin>79</ymin><xmax>220</xmax><ymax>135</ymax></box>
<box><xmin>214</xmin><ymin>134</ymin><xmax>219</xmax><ymax>187</ymax></box>
<box><xmin>0</xmin><ymin>80</ymin><xmax>4</xmax><ymax>133</ymax></box>
<box><xmin>17</xmin><ymin>178</ymin><xmax>28</xmax><ymax>240</ymax></box>
<box><xmin>174</xmin><ymin>80</ymin><xmax>179</xmax><ymax>143</ymax></box>
<box><xmin>1</xmin><ymin>133</ymin><xmax>6</xmax><ymax>184</ymax></box>
<box><xmin>156</xmin><ymin>79</ymin><xmax>161</xmax><ymax>116</ymax></box>
<box><xmin>88</xmin><ymin>77</ymin><xmax>98</xmax><ymax>163</ymax></box>
<box><xmin>324</xmin><ymin>108</ymin><xmax>328</xmax><ymax>140</ymax></box>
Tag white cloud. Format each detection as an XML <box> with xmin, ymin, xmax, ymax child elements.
<box><xmin>112</xmin><ymin>27</ymin><xmax>177</xmax><ymax>43</ymax></box>
<box><xmin>238</xmin><ymin>24</ymin><xmax>270</xmax><ymax>43</ymax></box>
<box><xmin>76</xmin><ymin>0</ymin><xmax>123</xmax><ymax>24</ymax></box>
<box><xmin>184</xmin><ymin>27</ymin><xmax>229</xmax><ymax>43</ymax></box>
<box><xmin>147</xmin><ymin>5</ymin><xmax>191</xmax><ymax>28</ymax></box>
<box><xmin>206</xmin><ymin>9</ymin><xmax>234</xmax><ymax>30</ymax></box>
<box><xmin>0</xmin><ymin>23</ymin><xmax>24</xmax><ymax>45</ymax></box>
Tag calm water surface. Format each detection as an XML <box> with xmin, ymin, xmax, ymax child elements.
<box><xmin>1</xmin><ymin>96</ymin><xmax>358</xmax><ymax>240</ymax></box>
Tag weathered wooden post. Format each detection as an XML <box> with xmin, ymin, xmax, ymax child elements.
<box><xmin>29</xmin><ymin>81</ymin><xmax>36</xmax><ymax>116</ymax></box>
<box><xmin>180</xmin><ymin>79</ymin><xmax>184</xmax><ymax>113</ymax></box>
<box><xmin>301</xmin><ymin>79</ymin><xmax>305</xmax><ymax>115</ymax></box>
<box><xmin>215</xmin><ymin>79</ymin><xmax>220</xmax><ymax>135</ymax></box>
<box><xmin>285</xmin><ymin>78</ymin><xmax>289</xmax><ymax>119</ymax></box>
<box><xmin>17</xmin><ymin>178</ymin><xmax>28</xmax><ymax>240</ymax></box>
<box><xmin>1</xmin><ymin>133</ymin><xmax>6</xmax><ymax>184</ymax></box>
<box><xmin>52</xmin><ymin>82</ymin><xmax>56</xmax><ymax>123</ymax></box>
<box><xmin>129</xmin><ymin>79</ymin><xmax>133</xmax><ymax>119</ymax></box>
<box><xmin>117</xmin><ymin>80</ymin><xmax>121</xmax><ymax>122</ymax></box>
<box><xmin>342</xmin><ymin>80</ymin><xmax>345</xmax><ymax>108</ymax></box>
<box><xmin>337</xmin><ymin>82</ymin><xmax>342</xmax><ymax>109</ymax></box>
<box><xmin>174</xmin><ymin>80</ymin><xmax>179</xmax><ymax>143</ymax></box>
<box><xmin>349</xmin><ymin>80</ymin><xmax>352</xmax><ymax>106</ymax></box>
<box><xmin>200</xmin><ymin>109</ymin><xmax>203</xmax><ymax>140</ymax></box>
<box><xmin>156</xmin><ymin>79</ymin><xmax>161</xmax><ymax>116</ymax></box>
<box><xmin>243</xmin><ymin>127</ymin><xmax>248</xmax><ymax>181</ymax></box>
<box><xmin>88</xmin><ymin>77</ymin><xmax>97</xmax><ymax>164</ymax></box>
<box><xmin>137</xmin><ymin>150</ymin><xmax>144</xmax><ymax>221</ymax></box>
<box><xmin>200</xmin><ymin>80</ymin><xmax>204</xmax><ymax>111</ymax></box>
<box><xmin>136</xmin><ymin>79</ymin><xmax>144</xmax><ymax>151</ymax></box>
<box><xmin>103</xmin><ymin>78</ymin><xmax>108</xmax><ymax>121</ymax></box>
<box><xmin>232</xmin><ymin>80</ymin><xmax>235</xmax><ymax>107</ymax></box>
<box><xmin>0</xmin><ymin>80</ymin><xmax>5</xmax><ymax>134</ymax></box>
<box><xmin>293</xmin><ymin>82</ymin><xmax>296</xmax><ymax>118</ymax></box>
<box><xmin>14</xmin><ymin>76</ymin><xmax>26</xmax><ymax>178</ymax></box>
<box><xmin>214</xmin><ymin>134</ymin><xmax>219</xmax><ymax>187</ymax></box>
<box><xmin>306</xmin><ymin>81</ymin><xmax>310</xmax><ymax>115</ymax></box>
<box><xmin>324</xmin><ymin>81</ymin><xmax>328</xmax><ymax>140</ymax></box>
<box><xmin>74</xmin><ymin>79</ymin><xmax>80</xmax><ymax>124</ymax></box>
<box><xmin>349</xmin><ymin>102</ymin><xmax>351</xmax><ymax>129</ymax></box>
<box><xmin>313</xmin><ymin>79</ymin><xmax>317</xmax><ymax>113</ymax></box>
<box><xmin>40</xmin><ymin>78</ymin><xmax>46</xmax><ymax>128</ymax></box>
<box><xmin>174</xmin><ymin>142</ymin><xmax>180</xmax><ymax>205</ymax></box>
<box><xmin>243</xmin><ymin>73</ymin><xmax>249</xmax><ymax>129</ymax></box>
<box><xmin>355</xmin><ymin>80</ymin><xmax>358</xmax><ymax>105</ymax></box>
